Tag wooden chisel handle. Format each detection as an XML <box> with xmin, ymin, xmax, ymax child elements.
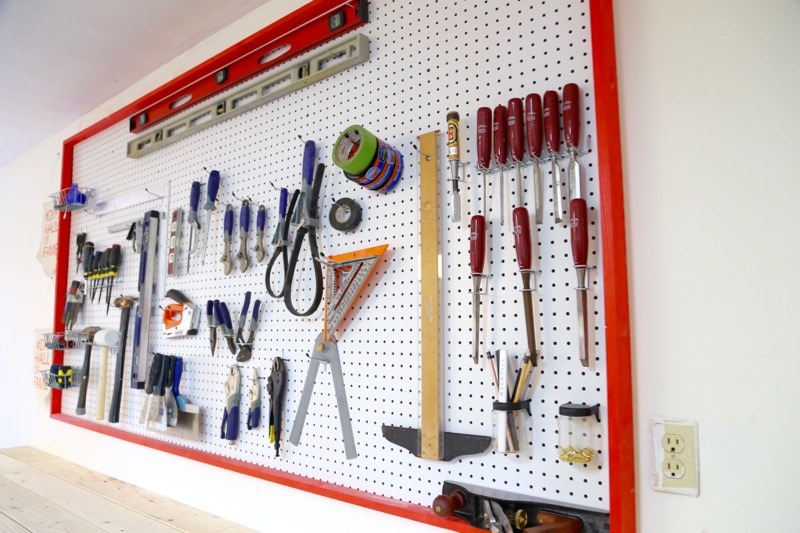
<box><xmin>512</xmin><ymin>207</ymin><xmax>532</xmax><ymax>271</ymax></box>
<box><xmin>476</xmin><ymin>107</ymin><xmax>493</xmax><ymax>170</ymax></box>
<box><xmin>470</xmin><ymin>215</ymin><xmax>486</xmax><ymax>275</ymax></box>
<box><xmin>508</xmin><ymin>98</ymin><xmax>525</xmax><ymax>163</ymax></box>
<box><xmin>570</xmin><ymin>198</ymin><xmax>588</xmax><ymax>268</ymax></box>
<box><xmin>493</xmin><ymin>105</ymin><xmax>509</xmax><ymax>165</ymax></box>
<box><xmin>543</xmin><ymin>90</ymin><xmax>561</xmax><ymax>154</ymax></box>
<box><xmin>562</xmin><ymin>83</ymin><xmax>580</xmax><ymax>150</ymax></box>
<box><xmin>525</xmin><ymin>93</ymin><xmax>543</xmax><ymax>159</ymax></box>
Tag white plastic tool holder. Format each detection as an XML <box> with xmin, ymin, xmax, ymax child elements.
<box><xmin>59</xmin><ymin>0</ymin><xmax>611</xmax><ymax>516</ymax></box>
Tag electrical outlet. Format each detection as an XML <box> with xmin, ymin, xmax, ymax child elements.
<box><xmin>652</xmin><ymin>418</ymin><xmax>699</xmax><ymax>496</ymax></box>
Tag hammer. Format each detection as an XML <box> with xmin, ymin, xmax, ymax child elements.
<box><xmin>108</xmin><ymin>296</ymin><xmax>137</xmax><ymax>423</ymax></box>
<box><xmin>75</xmin><ymin>326</ymin><xmax>101</xmax><ymax>415</ymax></box>
<box><xmin>92</xmin><ymin>329</ymin><xmax>120</xmax><ymax>421</ymax></box>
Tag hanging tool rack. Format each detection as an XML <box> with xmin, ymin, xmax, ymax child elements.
<box><xmin>50</xmin><ymin>0</ymin><xmax>633</xmax><ymax>531</ymax></box>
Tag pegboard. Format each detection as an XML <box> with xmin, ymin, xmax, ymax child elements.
<box><xmin>51</xmin><ymin>0</ymin><xmax>633</xmax><ymax>529</ymax></box>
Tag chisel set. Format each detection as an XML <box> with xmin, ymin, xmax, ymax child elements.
<box><xmin>47</xmin><ymin>0</ymin><xmax>626</xmax><ymax>529</ymax></box>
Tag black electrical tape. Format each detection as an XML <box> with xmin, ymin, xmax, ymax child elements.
<box><xmin>329</xmin><ymin>198</ymin><xmax>362</xmax><ymax>232</ymax></box>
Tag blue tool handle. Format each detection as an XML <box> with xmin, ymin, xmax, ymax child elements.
<box><xmin>240</xmin><ymin>291</ymin><xmax>251</xmax><ymax>316</ymax></box>
<box><xmin>252</xmin><ymin>299</ymin><xmax>261</xmax><ymax>319</ymax></box>
<box><xmin>256</xmin><ymin>205</ymin><xmax>266</xmax><ymax>231</ymax></box>
<box><xmin>279</xmin><ymin>187</ymin><xmax>288</xmax><ymax>218</ymax></box>
<box><xmin>220</xmin><ymin>301</ymin><xmax>234</xmax><ymax>330</ymax></box>
<box><xmin>172</xmin><ymin>356</ymin><xmax>183</xmax><ymax>397</ymax></box>
<box><xmin>206</xmin><ymin>300</ymin><xmax>214</xmax><ymax>320</ymax></box>
<box><xmin>205</xmin><ymin>170</ymin><xmax>220</xmax><ymax>209</ymax></box>
<box><xmin>240</xmin><ymin>202</ymin><xmax>250</xmax><ymax>232</ymax></box>
<box><xmin>247</xmin><ymin>406</ymin><xmax>261</xmax><ymax>430</ymax></box>
<box><xmin>223</xmin><ymin>405</ymin><xmax>240</xmax><ymax>440</ymax></box>
<box><xmin>189</xmin><ymin>181</ymin><xmax>200</xmax><ymax>217</ymax></box>
<box><xmin>223</xmin><ymin>206</ymin><xmax>233</xmax><ymax>236</ymax></box>
<box><xmin>302</xmin><ymin>140</ymin><xmax>316</xmax><ymax>185</ymax></box>
<box><xmin>214</xmin><ymin>300</ymin><xmax>224</xmax><ymax>330</ymax></box>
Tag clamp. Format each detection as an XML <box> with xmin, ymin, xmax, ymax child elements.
<box><xmin>247</xmin><ymin>368</ymin><xmax>261</xmax><ymax>430</ymax></box>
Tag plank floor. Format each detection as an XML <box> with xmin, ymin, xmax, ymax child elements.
<box><xmin>0</xmin><ymin>447</ymin><xmax>253</xmax><ymax>532</ymax></box>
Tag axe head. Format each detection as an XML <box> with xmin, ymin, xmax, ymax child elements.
<box><xmin>381</xmin><ymin>425</ymin><xmax>491</xmax><ymax>462</ymax></box>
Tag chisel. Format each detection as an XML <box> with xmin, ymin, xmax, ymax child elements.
<box><xmin>570</xmin><ymin>198</ymin><xmax>590</xmax><ymax>367</ymax></box>
<box><xmin>563</xmin><ymin>83</ymin><xmax>583</xmax><ymax>203</ymax></box>
<box><xmin>446</xmin><ymin>111</ymin><xmax>462</xmax><ymax>224</ymax></box>
<box><xmin>543</xmin><ymin>91</ymin><xmax>565</xmax><ymax>224</ymax></box>
<box><xmin>525</xmin><ymin>93</ymin><xmax>544</xmax><ymax>224</ymax></box>
<box><xmin>507</xmin><ymin>98</ymin><xmax>525</xmax><ymax>208</ymax></box>
<box><xmin>472</xmin><ymin>107</ymin><xmax>493</xmax><ymax>364</ymax></box>
<box><xmin>476</xmin><ymin>107</ymin><xmax>492</xmax><ymax>217</ymax></box>
<box><xmin>512</xmin><ymin>207</ymin><xmax>537</xmax><ymax>366</ymax></box>
<box><xmin>493</xmin><ymin>104</ymin><xmax>509</xmax><ymax>226</ymax></box>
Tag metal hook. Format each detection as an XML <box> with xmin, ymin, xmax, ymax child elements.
<box><xmin>411</xmin><ymin>143</ymin><xmax>432</xmax><ymax>161</ymax></box>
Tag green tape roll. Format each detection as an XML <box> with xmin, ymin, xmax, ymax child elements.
<box><xmin>332</xmin><ymin>125</ymin><xmax>379</xmax><ymax>175</ymax></box>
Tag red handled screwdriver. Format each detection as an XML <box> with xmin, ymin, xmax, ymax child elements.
<box><xmin>525</xmin><ymin>93</ymin><xmax>544</xmax><ymax>224</ymax></box>
<box><xmin>570</xmin><ymin>198</ymin><xmax>590</xmax><ymax>367</ymax></box>
<box><xmin>543</xmin><ymin>91</ymin><xmax>565</xmax><ymax>224</ymax></box>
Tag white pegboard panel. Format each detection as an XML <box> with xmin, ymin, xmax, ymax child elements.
<box><xmin>58</xmin><ymin>0</ymin><xmax>609</xmax><ymax>513</ymax></box>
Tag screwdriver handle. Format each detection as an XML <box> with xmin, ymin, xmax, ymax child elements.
<box><xmin>446</xmin><ymin>111</ymin><xmax>461</xmax><ymax>162</ymax></box>
<box><xmin>302</xmin><ymin>140</ymin><xmax>316</xmax><ymax>185</ymax></box>
<box><xmin>493</xmin><ymin>104</ymin><xmax>509</xmax><ymax>165</ymax></box>
<box><xmin>543</xmin><ymin>90</ymin><xmax>561</xmax><ymax>154</ymax></box>
<box><xmin>470</xmin><ymin>215</ymin><xmax>486</xmax><ymax>275</ymax></box>
<box><xmin>256</xmin><ymin>205</ymin><xmax>266</xmax><ymax>231</ymax></box>
<box><xmin>562</xmin><ymin>83</ymin><xmax>580</xmax><ymax>150</ymax></box>
<box><xmin>525</xmin><ymin>93</ymin><xmax>543</xmax><ymax>159</ymax></box>
<box><xmin>278</xmin><ymin>187</ymin><xmax>288</xmax><ymax>218</ymax></box>
<box><xmin>189</xmin><ymin>181</ymin><xmax>201</xmax><ymax>221</ymax></box>
<box><xmin>205</xmin><ymin>170</ymin><xmax>220</xmax><ymax>210</ymax></box>
<box><xmin>512</xmin><ymin>207</ymin><xmax>532</xmax><ymax>271</ymax></box>
<box><xmin>507</xmin><ymin>98</ymin><xmax>525</xmax><ymax>163</ymax></box>
<box><xmin>240</xmin><ymin>202</ymin><xmax>250</xmax><ymax>232</ymax></box>
<box><xmin>476</xmin><ymin>107</ymin><xmax>492</xmax><ymax>169</ymax></box>
<box><xmin>570</xmin><ymin>198</ymin><xmax>588</xmax><ymax>267</ymax></box>
<box><xmin>109</xmin><ymin>244</ymin><xmax>122</xmax><ymax>275</ymax></box>
<box><xmin>82</xmin><ymin>242</ymin><xmax>95</xmax><ymax>276</ymax></box>
<box><xmin>223</xmin><ymin>206</ymin><xmax>233</xmax><ymax>237</ymax></box>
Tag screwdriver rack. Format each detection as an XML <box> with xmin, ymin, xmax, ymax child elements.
<box><xmin>50</xmin><ymin>0</ymin><xmax>632</xmax><ymax>530</ymax></box>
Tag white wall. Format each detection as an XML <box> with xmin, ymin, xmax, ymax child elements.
<box><xmin>615</xmin><ymin>0</ymin><xmax>800</xmax><ymax>530</ymax></box>
<box><xmin>3</xmin><ymin>0</ymin><xmax>799</xmax><ymax>531</ymax></box>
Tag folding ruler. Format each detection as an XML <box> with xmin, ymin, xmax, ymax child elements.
<box><xmin>289</xmin><ymin>243</ymin><xmax>389</xmax><ymax>460</ymax></box>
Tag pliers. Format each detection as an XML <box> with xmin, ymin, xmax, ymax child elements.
<box><xmin>265</xmin><ymin>187</ymin><xmax>293</xmax><ymax>299</ymax></box>
<box><xmin>221</xmin><ymin>364</ymin><xmax>241</xmax><ymax>443</ymax></box>
<box><xmin>253</xmin><ymin>204</ymin><xmax>267</xmax><ymax>263</ymax></box>
<box><xmin>268</xmin><ymin>357</ymin><xmax>286</xmax><ymax>457</ymax></box>
<box><xmin>236</xmin><ymin>298</ymin><xmax>261</xmax><ymax>363</ymax></box>
<box><xmin>246</xmin><ymin>368</ymin><xmax>261</xmax><ymax>430</ymax></box>
<box><xmin>284</xmin><ymin>141</ymin><xmax>324</xmax><ymax>316</ymax></box>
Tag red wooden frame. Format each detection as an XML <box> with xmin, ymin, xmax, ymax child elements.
<box><xmin>52</xmin><ymin>0</ymin><xmax>634</xmax><ymax>530</ymax></box>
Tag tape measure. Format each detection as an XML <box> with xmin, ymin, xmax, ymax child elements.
<box><xmin>332</xmin><ymin>125</ymin><xmax>404</xmax><ymax>194</ymax></box>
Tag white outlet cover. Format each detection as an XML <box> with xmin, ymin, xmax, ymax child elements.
<box><xmin>652</xmin><ymin>417</ymin><xmax>700</xmax><ymax>496</ymax></box>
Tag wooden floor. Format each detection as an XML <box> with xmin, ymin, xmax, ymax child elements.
<box><xmin>0</xmin><ymin>447</ymin><xmax>253</xmax><ymax>532</ymax></box>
